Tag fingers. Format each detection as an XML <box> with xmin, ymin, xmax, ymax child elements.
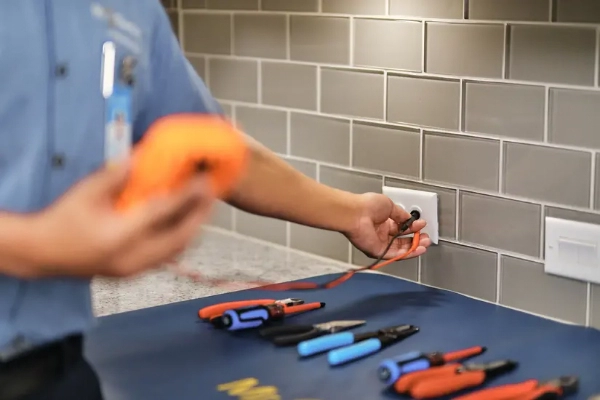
<box><xmin>385</xmin><ymin>233</ymin><xmax>432</xmax><ymax>259</ymax></box>
<box><xmin>125</xmin><ymin>175</ymin><xmax>212</xmax><ymax>235</ymax></box>
<box><xmin>86</xmin><ymin>160</ymin><xmax>131</xmax><ymax>198</ymax></box>
<box><xmin>403</xmin><ymin>219</ymin><xmax>427</xmax><ymax>234</ymax></box>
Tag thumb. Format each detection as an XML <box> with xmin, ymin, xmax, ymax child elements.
<box><xmin>87</xmin><ymin>159</ymin><xmax>132</xmax><ymax>198</ymax></box>
<box><xmin>387</xmin><ymin>197</ymin><xmax>411</xmax><ymax>225</ymax></box>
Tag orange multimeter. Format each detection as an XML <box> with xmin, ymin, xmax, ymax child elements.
<box><xmin>115</xmin><ymin>113</ymin><xmax>249</xmax><ymax>211</ymax></box>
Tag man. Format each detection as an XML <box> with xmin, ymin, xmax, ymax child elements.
<box><xmin>0</xmin><ymin>1</ymin><xmax>431</xmax><ymax>399</ymax></box>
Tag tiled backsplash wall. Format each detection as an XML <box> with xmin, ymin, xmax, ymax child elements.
<box><xmin>161</xmin><ymin>0</ymin><xmax>600</xmax><ymax>328</ymax></box>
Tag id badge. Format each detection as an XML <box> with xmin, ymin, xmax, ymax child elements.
<box><xmin>102</xmin><ymin>41</ymin><xmax>134</xmax><ymax>165</ymax></box>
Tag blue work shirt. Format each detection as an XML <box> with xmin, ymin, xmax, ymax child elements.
<box><xmin>0</xmin><ymin>0</ymin><xmax>222</xmax><ymax>359</ymax></box>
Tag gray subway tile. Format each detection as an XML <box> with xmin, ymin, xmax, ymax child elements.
<box><xmin>549</xmin><ymin>88</ymin><xmax>600</xmax><ymax>149</ymax></box>
<box><xmin>187</xmin><ymin>55</ymin><xmax>206</xmax><ymax>81</ymax></box>
<box><xmin>591</xmin><ymin>284</ymin><xmax>600</xmax><ymax>329</ymax></box>
<box><xmin>208</xmin><ymin>201</ymin><xmax>233</xmax><ymax>230</ymax></box>
<box><xmin>208</xmin><ymin>58</ymin><xmax>258</xmax><ymax>102</ymax></box>
<box><xmin>508</xmin><ymin>25</ymin><xmax>596</xmax><ymax>86</ymax></box>
<box><xmin>183</xmin><ymin>14</ymin><xmax>231</xmax><ymax>55</ymax></box>
<box><xmin>284</xmin><ymin>158</ymin><xmax>317</xmax><ymax>179</ymax></box>
<box><xmin>233</xmin><ymin>14</ymin><xmax>287</xmax><ymax>59</ymax></box>
<box><xmin>352</xmin><ymin>122</ymin><xmax>420</xmax><ymax>178</ymax></box>
<box><xmin>319</xmin><ymin>166</ymin><xmax>383</xmax><ymax>194</ymax></box>
<box><xmin>352</xmin><ymin>248</ymin><xmax>419</xmax><ymax>281</ymax></box>
<box><xmin>354</xmin><ymin>19</ymin><xmax>422</xmax><ymax>72</ymax></box>
<box><xmin>500</xmin><ymin>255</ymin><xmax>587</xmax><ymax>325</ymax></box>
<box><xmin>235</xmin><ymin>211</ymin><xmax>287</xmax><ymax>245</ymax></box>
<box><xmin>261</xmin><ymin>0</ymin><xmax>319</xmax><ymax>11</ymax></box>
<box><xmin>387</xmin><ymin>75</ymin><xmax>460</xmax><ymax>130</ymax></box>
<box><xmin>459</xmin><ymin>192</ymin><xmax>541</xmax><ymax>257</ymax></box>
<box><xmin>234</xmin><ymin>106</ymin><xmax>287</xmax><ymax>153</ymax></box>
<box><xmin>322</xmin><ymin>0</ymin><xmax>386</xmax><ymax>15</ymax></box>
<box><xmin>389</xmin><ymin>0</ymin><xmax>464</xmax><ymax>18</ymax></box>
<box><xmin>262</xmin><ymin>62</ymin><xmax>317</xmax><ymax>111</ymax></box>
<box><xmin>206</xmin><ymin>0</ymin><xmax>258</xmax><ymax>9</ymax></box>
<box><xmin>290</xmin><ymin>225</ymin><xmax>350</xmax><ymax>262</ymax></box>
<box><xmin>468</xmin><ymin>0</ymin><xmax>550</xmax><ymax>21</ymax></box>
<box><xmin>464</xmin><ymin>81</ymin><xmax>545</xmax><ymax>141</ymax></box>
<box><xmin>422</xmin><ymin>241</ymin><xmax>498</xmax><ymax>302</ymax></box>
<box><xmin>596</xmin><ymin>154</ymin><xmax>600</xmax><ymax>210</ymax></box>
<box><xmin>182</xmin><ymin>0</ymin><xmax>205</xmax><ymax>8</ymax></box>
<box><xmin>556</xmin><ymin>0</ymin><xmax>600</xmax><ymax>23</ymax></box>
<box><xmin>290</xmin><ymin>16</ymin><xmax>350</xmax><ymax>64</ymax></box>
<box><xmin>320</xmin><ymin>68</ymin><xmax>384</xmax><ymax>120</ymax></box>
<box><xmin>384</xmin><ymin>177</ymin><xmax>457</xmax><ymax>239</ymax></box>
<box><xmin>423</xmin><ymin>132</ymin><xmax>500</xmax><ymax>191</ymax></box>
<box><xmin>290</xmin><ymin>113</ymin><xmax>350</xmax><ymax>165</ymax></box>
<box><xmin>546</xmin><ymin>206</ymin><xmax>600</xmax><ymax>226</ymax></box>
<box><xmin>426</xmin><ymin>22</ymin><xmax>504</xmax><ymax>78</ymax></box>
<box><xmin>503</xmin><ymin>142</ymin><xmax>591</xmax><ymax>208</ymax></box>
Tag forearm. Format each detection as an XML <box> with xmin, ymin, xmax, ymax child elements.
<box><xmin>0</xmin><ymin>213</ymin><xmax>44</xmax><ymax>278</ymax></box>
<box><xmin>226</xmin><ymin>139</ymin><xmax>361</xmax><ymax>233</ymax></box>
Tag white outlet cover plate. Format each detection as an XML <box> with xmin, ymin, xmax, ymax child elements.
<box><xmin>545</xmin><ymin>216</ymin><xmax>600</xmax><ymax>284</ymax></box>
<box><xmin>382</xmin><ymin>186</ymin><xmax>439</xmax><ymax>244</ymax></box>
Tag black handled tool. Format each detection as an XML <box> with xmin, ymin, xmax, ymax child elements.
<box><xmin>259</xmin><ymin>320</ymin><xmax>366</xmax><ymax>346</ymax></box>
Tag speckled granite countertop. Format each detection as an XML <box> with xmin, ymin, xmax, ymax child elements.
<box><xmin>91</xmin><ymin>227</ymin><xmax>349</xmax><ymax>317</ymax></box>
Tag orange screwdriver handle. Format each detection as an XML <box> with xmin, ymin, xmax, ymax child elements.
<box><xmin>115</xmin><ymin>114</ymin><xmax>249</xmax><ymax>212</ymax></box>
<box><xmin>394</xmin><ymin>364</ymin><xmax>459</xmax><ymax>394</ymax></box>
<box><xmin>410</xmin><ymin>370</ymin><xmax>486</xmax><ymax>399</ymax></box>
<box><xmin>452</xmin><ymin>380</ymin><xmax>539</xmax><ymax>400</ymax></box>
<box><xmin>444</xmin><ymin>346</ymin><xmax>487</xmax><ymax>363</ymax></box>
<box><xmin>198</xmin><ymin>299</ymin><xmax>276</xmax><ymax>320</ymax></box>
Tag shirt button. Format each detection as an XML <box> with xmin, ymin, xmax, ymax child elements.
<box><xmin>51</xmin><ymin>154</ymin><xmax>65</xmax><ymax>168</ymax></box>
<box><xmin>55</xmin><ymin>63</ymin><xmax>68</xmax><ymax>77</ymax></box>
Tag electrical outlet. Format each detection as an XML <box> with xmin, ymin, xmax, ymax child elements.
<box><xmin>545</xmin><ymin>217</ymin><xmax>600</xmax><ymax>284</ymax></box>
<box><xmin>382</xmin><ymin>186</ymin><xmax>439</xmax><ymax>244</ymax></box>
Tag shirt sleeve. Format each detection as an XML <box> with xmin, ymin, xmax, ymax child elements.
<box><xmin>133</xmin><ymin>1</ymin><xmax>223</xmax><ymax>139</ymax></box>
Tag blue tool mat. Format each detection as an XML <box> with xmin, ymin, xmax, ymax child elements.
<box><xmin>85</xmin><ymin>272</ymin><xmax>600</xmax><ymax>400</ymax></box>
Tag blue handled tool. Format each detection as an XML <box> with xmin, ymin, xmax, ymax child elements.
<box><xmin>377</xmin><ymin>345</ymin><xmax>487</xmax><ymax>385</ymax></box>
<box><xmin>259</xmin><ymin>320</ymin><xmax>365</xmax><ymax>346</ymax></box>
<box><xmin>219</xmin><ymin>301</ymin><xmax>326</xmax><ymax>331</ymax></box>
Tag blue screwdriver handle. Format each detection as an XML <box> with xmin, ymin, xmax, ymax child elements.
<box><xmin>328</xmin><ymin>338</ymin><xmax>382</xmax><ymax>366</ymax></box>
<box><xmin>297</xmin><ymin>332</ymin><xmax>355</xmax><ymax>357</ymax></box>
<box><xmin>222</xmin><ymin>306</ymin><xmax>271</xmax><ymax>331</ymax></box>
<box><xmin>378</xmin><ymin>350</ymin><xmax>422</xmax><ymax>385</ymax></box>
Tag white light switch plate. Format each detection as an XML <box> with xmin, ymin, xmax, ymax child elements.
<box><xmin>382</xmin><ymin>186</ymin><xmax>439</xmax><ymax>244</ymax></box>
<box><xmin>545</xmin><ymin>216</ymin><xmax>600</xmax><ymax>284</ymax></box>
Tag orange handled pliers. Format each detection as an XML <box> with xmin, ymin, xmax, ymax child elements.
<box><xmin>198</xmin><ymin>298</ymin><xmax>304</xmax><ymax>321</ymax></box>
<box><xmin>452</xmin><ymin>376</ymin><xmax>579</xmax><ymax>400</ymax></box>
<box><xmin>394</xmin><ymin>360</ymin><xmax>518</xmax><ymax>399</ymax></box>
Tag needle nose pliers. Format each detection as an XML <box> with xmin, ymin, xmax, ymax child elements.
<box><xmin>258</xmin><ymin>320</ymin><xmax>366</xmax><ymax>346</ymax></box>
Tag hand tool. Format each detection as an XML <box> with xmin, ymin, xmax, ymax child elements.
<box><xmin>198</xmin><ymin>298</ymin><xmax>304</xmax><ymax>321</ymax></box>
<box><xmin>115</xmin><ymin>114</ymin><xmax>249</xmax><ymax>211</ymax></box>
<box><xmin>219</xmin><ymin>302</ymin><xmax>325</xmax><ymax>331</ymax></box>
<box><xmin>393</xmin><ymin>360</ymin><xmax>518</xmax><ymax>399</ymax></box>
<box><xmin>258</xmin><ymin>320</ymin><xmax>366</xmax><ymax>346</ymax></box>
<box><xmin>297</xmin><ymin>324</ymin><xmax>418</xmax><ymax>359</ymax></box>
<box><xmin>377</xmin><ymin>345</ymin><xmax>487</xmax><ymax>385</ymax></box>
<box><xmin>452</xmin><ymin>376</ymin><xmax>579</xmax><ymax>400</ymax></box>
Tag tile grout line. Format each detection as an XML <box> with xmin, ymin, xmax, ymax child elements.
<box><xmin>349</xmin><ymin>16</ymin><xmax>355</xmax><ymax>66</ymax></box>
<box><xmin>455</xmin><ymin>189</ymin><xmax>460</xmax><ymax>240</ymax></box>
<box><xmin>495</xmin><ymin>255</ymin><xmax>501</xmax><ymax>304</ymax></box>
<box><xmin>194</xmin><ymin>52</ymin><xmax>600</xmax><ymax>93</ymax></box>
<box><xmin>285</xmin><ymin>14</ymin><xmax>291</xmax><ymax>60</ymax></box>
<box><xmin>501</xmin><ymin>23</ymin><xmax>508</xmax><ymax>79</ymax></box>
<box><xmin>419</xmin><ymin>128</ymin><xmax>424</xmax><ymax>180</ymax></box>
<box><xmin>383</xmin><ymin>71</ymin><xmax>389</xmax><ymax>121</ymax></box>
<box><xmin>257</xmin><ymin>60</ymin><xmax>263</xmax><ymax>104</ymax></box>
<box><xmin>385</xmin><ymin>0</ymin><xmax>390</xmax><ymax>15</ymax></box>
<box><xmin>212</xmin><ymin>96</ymin><xmax>599</xmax><ymax>155</ymax></box>
<box><xmin>181</xmin><ymin>9</ymin><xmax>600</xmax><ymax>29</ymax></box>
<box><xmin>420</xmin><ymin>21</ymin><xmax>426</xmax><ymax>73</ymax></box>
<box><xmin>586</xmin><ymin>282</ymin><xmax>592</xmax><ymax>327</ymax></box>
<box><xmin>176</xmin><ymin>0</ymin><xmax>184</xmax><ymax>49</ymax></box>
<box><xmin>318</xmin><ymin>0</ymin><xmax>322</xmax><ymax>13</ymax></box>
<box><xmin>595</xmin><ymin>27</ymin><xmax>600</xmax><ymax>88</ymax></box>
<box><xmin>590</xmin><ymin>152</ymin><xmax>596</xmax><ymax>209</ymax></box>
<box><xmin>543</xmin><ymin>86</ymin><xmax>550</xmax><ymax>143</ymax></box>
<box><xmin>316</xmin><ymin>66</ymin><xmax>322</xmax><ymax>112</ymax></box>
<box><xmin>229</xmin><ymin>13</ymin><xmax>235</xmax><ymax>55</ymax></box>
<box><xmin>286</xmin><ymin>111</ymin><xmax>291</xmax><ymax>156</ymax></box>
<box><xmin>539</xmin><ymin>204</ymin><xmax>545</xmax><ymax>260</ymax></box>
<box><xmin>268</xmin><ymin>150</ymin><xmax>600</xmax><ymax>218</ymax></box>
<box><xmin>349</xmin><ymin>120</ymin><xmax>354</xmax><ymax>167</ymax></box>
<box><xmin>498</xmin><ymin>140</ymin><xmax>504</xmax><ymax>193</ymax></box>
